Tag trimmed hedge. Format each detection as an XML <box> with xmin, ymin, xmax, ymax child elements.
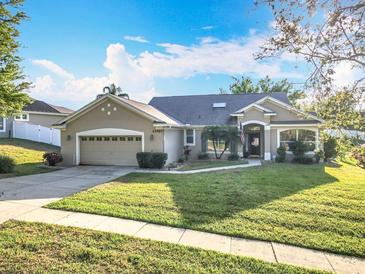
<box><xmin>198</xmin><ymin>153</ymin><xmax>209</xmax><ymax>160</ymax></box>
<box><xmin>136</xmin><ymin>152</ymin><xmax>168</xmax><ymax>169</ymax></box>
<box><xmin>227</xmin><ymin>153</ymin><xmax>240</xmax><ymax>161</ymax></box>
<box><xmin>275</xmin><ymin>146</ymin><xmax>286</xmax><ymax>163</ymax></box>
<box><xmin>43</xmin><ymin>152</ymin><xmax>63</xmax><ymax>166</ymax></box>
<box><xmin>0</xmin><ymin>155</ymin><xmax>16</xmax><ymax>173</ymax></box>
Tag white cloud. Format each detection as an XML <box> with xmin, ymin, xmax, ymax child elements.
<box><xmin>34</xmin><ymin>75</ymin><xmax>54</xmax><ymax>91</ymax></box>
<box><xmin>123</xmin><ymin>35</ymin><xmax>149</xmax><ymax>43</ymax></box>
<box><xmin>201</xmin><ymin>25</ymin><xmax>215</xmax><ymax>30</ymax></box>
<box><xmin>139</xmin><ymin>36</ymin><xmax>302</xmax><ymax>79</ymax></box>
<box><xmin>333</xmin><ymin>62</ymin><xmax>363</xmax><ymax>88</ymax></box>
<box><xmin>30</xmin><ymin>34</ymin><xmax>303</xmax><ymax>108</ymax></box>
<box><xmin>32</xmin><ymin>59</ymin><xmax>75</xmax><ymax>79</ymax></box>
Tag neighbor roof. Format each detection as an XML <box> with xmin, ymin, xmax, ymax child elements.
<box><xmin>24</xmin><ymin>100</ymin><xmax>73</xmax><ymax>114</ymax></box>
<box><xmin>149</xmin><ymin>93</ymin><xmax>290</xmax><ymax>125</ymax></box>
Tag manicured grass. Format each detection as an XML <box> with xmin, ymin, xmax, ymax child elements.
<box><xmin>0</xmin><ymin>138</ymin><xmax>60</xmax><ymax>178</ymax></box>
<box><xmin>48</xmin><ymin>163</ymin><xmax>365</xmax><ymax>258</ymax></box>
<box><xmin>0</xmin><ymin>221</ymin><xmax>324</xmax><ymax>273</ymax></box>
<box><xmin>178</xmin><ymin>159</ymin><xmax>248</xmax><ymax>171</ymax></box>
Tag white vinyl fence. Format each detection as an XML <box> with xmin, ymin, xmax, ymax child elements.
<box><xmin>12</xmin><ymin>121</ymin><xmax>61</xmax><ymax>146</ymax></box>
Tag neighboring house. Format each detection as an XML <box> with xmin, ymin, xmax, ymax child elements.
<box><xmin>54</xmin><ymin>92</ymin><xmax>323</xmax><ymax>166</ymax></box>
<box><xmin>0</xmin><ymin>99</ymin><xmax>73</xmax><ymax>139</ymax></box>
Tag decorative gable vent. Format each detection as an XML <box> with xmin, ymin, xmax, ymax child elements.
<box><xmin>212</xmin><ymin>102</ymin><xmax>226</xmax><ymax>108</ymax></box>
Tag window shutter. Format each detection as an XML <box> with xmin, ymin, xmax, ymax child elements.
<box><xmin>201</xmin><ymin>135</ymin><xmax>207</xmax><ymax>152</ymax></box>
<box><xmin>230</xmin><ymin>141</ymin><xmax>237</xmax><ymax>153</ymax></box>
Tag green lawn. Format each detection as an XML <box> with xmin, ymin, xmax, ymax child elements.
<box><xmin>48</xmin><ymin>162</ymin><xmax>365</xmax><ymax>258</ymax></box>
<box><xmin>0</xmin><ymin>221</ymin><xmax>324</xmax><ymax>274</ymax></box>
<box><xmin>0</xmin><ymin>138</ymin><xmax>60</xmax><ymax>178</ymax></box>
<box><xmin>178</xmin><ymin>159</ymin><xmax>248</xmax><ymax>171</ymax></box>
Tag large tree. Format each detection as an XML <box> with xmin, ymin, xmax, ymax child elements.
<box><xmin>220</xmin><ymin>76</ymin><xmax>305</xmax><ymax>107</ymax></box>
<box><xmin>255</xmin><ymin>0</ymin><xmax>365</xmax><ymax>101</ymax></box>
<box><xmin>313</xmin><ymin>89</ymin><xmax>364</xmax><ymax>132</ymax></box>
<box><xmin>0</xmin><ymin>0</ymin><xmax>30</xmax><ymax>116</ymax></box>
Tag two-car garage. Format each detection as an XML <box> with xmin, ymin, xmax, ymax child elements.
<box><xmin>75</xmin><ymin>128</ymin><xmax>145</xmax><ymax>166</ymax></box>
<box><xmin>79</xmin><ymin>135</ymin><xmax>142</xmax><ymax>166</ymax></box>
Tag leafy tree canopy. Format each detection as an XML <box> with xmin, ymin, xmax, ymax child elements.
<box><xmin>202</xmin><ymin>126</ymin><xmax>239</xmax><ymax>159</ymax></box>
<box><xmin>0</xmin><ymin>0</ymin><xmax>30</xmax><ymax>116</ymax></box>
<box><xmin>312</xmin><ymin>89</ymin><xmax>364</xmax><ymax>131</ymax></box>
<box><xmin>255</xmin><ymin>0</ymin><xmax>365</xmax><ymax>102</ymax></box>
<box><xmin>220</xmin><ymin>75</ymin><xmax>305</xmax><ymax>107</ymax></box>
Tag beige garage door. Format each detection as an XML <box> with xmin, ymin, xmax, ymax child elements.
<box><xmin>80</xmin><ymin>136</ymin><xmax>142</xmax><ymax>166</ymax></box>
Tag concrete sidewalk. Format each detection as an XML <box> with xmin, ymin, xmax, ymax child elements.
<box><xmin>8</xmin><ymin>207</ymin><xmax>365</xmax><ymax>274</ymax></box>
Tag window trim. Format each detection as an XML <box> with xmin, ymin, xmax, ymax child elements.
<box><xmin>184</xmin><ymin>129</ymin><xmax>195</xmax><ymax>146</ymax></box>
<box><xmin>0</xmin><ymin>117</ymin><xmax>6</xmax><ymax>132</ymax></box>
<box><xmin>14</xmin><ymin>113</ymin><xmax>29</xmax><ymax>122</ymax></box>
<box><xmin>277</xmin><ymin>128</ymin><xmax>319</xmax><ymax>153</ymax></box>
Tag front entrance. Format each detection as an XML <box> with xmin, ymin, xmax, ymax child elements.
<box><xmin>240</xmin><ymin>123</ymin><xmax>264</xmax><ymax>158</ymax></box>
<box><xmin>248</xmin><ymin>132</ymin><xmax>261</xmax><ymax>156</ymax></box>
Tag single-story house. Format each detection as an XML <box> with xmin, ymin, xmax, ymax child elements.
<box><xmin>53</xmin><ymin>92</ymin><xmax>323</xmax><ymax>166</ymax></box>
<box><xmin>0</xmin><ymin>99</ymin><xmax>73</xmax><ymax>138</ymax></box>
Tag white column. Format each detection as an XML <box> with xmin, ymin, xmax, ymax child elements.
<box><xmin>264</xmin><ymin>125</ymin><xmax>271</xmax><ymax>160</ymax></box>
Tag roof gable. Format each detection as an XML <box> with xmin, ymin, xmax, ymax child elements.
<box><xmin>54</xmin><ymin>94</ymin><xmax>180</xmax><ymax>127</ymax></box>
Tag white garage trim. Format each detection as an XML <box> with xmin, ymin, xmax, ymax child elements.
<box><xmin>75</xmin><ymin>128</ymin><xmax>144</xmax><ymax>165</ymax></box>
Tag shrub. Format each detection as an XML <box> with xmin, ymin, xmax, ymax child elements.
<box><xmin>136</xmin><ymin>152</ymin><xmax>168</xmax><ymax>169</ymax></box>
<box><xmin>324</xmin><ymin>136</ymin><xmax>337</xmax><ymax>161</ymax></box>
<box><xmin>275</xmin><ymin>146</ymin><xmax>286</xmax><ymax>163</ymax></box>
<box><xmin>293</xmin><ymin>155</ymin><xmax>313</xmax><ymax>164</ymax></box>
<box><xmin>314</xmin><ymin>149</ymin><xmax>324</xmax><ymax>163</ymax></box>
<box><xmin>352</xmin><ymin>146</ymin><xmax>365</xmax><ymax>168</ymax></box>
<box><xmin>0</xmin><ymin>155</ymin><xmax>15</xmax><ymax>173</ymax></box>
<box><xmin>228</xmin><ymin>153</ymin><xmax>240</xmax><ymax>161</ymax></box>
<box><xmin>43</xmin><ymin>152</ymin><xmax>63</xmax><ymax>166</ymax></box>
<box><xmin>177</xmin><ymin>158</ymin><xmax>184</xmax><ymax>163</ymax></box>
<box><xmin>136</xmin><ymin>152</ymin><xmax>152</xmax><ymax>168</ymax></box>
<box><xmin>151</xmin><ymin>153</ymin><xmax>168</xmax><ymax>169</ymax></box>
<box><xmin>198</xmin><ymin>152</ymin><xmax>209</xmax><ymax>160</ymax></box>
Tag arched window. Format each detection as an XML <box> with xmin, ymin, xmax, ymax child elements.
<box><xmin>279</xmin><ymin>129</ymin><xmax>316</xmax><ymax>151</ymax></box>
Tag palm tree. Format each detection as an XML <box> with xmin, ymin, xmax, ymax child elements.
<box><xmin>102</xmin><ymin>84</ymin><xmax>129</xmax><ymax>99</ymax></box>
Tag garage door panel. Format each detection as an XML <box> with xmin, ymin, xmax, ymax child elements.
<box><xmin>80</xmin><ymin>136</ymin><xmax>142</xmax><ymax>166</ymax></box>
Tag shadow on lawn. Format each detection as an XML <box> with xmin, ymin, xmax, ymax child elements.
<box><xmin>0</xmin><ymin>138</ymin><xmax>59</xmax><ymax>152</ymax></box>
<box><xmin>164</xmin><ymin>163</ymin><xmax>338</xmax><ymax>225</ymax></box>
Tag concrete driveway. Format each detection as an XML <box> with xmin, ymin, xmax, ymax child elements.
<box><xmin>0</xmin><ymin>166</ymin><xmax>134</xmax><ymax>223</ymax></box>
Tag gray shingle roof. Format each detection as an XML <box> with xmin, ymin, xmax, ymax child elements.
<box><xmin>149</xmin><ymin>93</ymin><xmax>290</xmax><ymax>125</ymax></box>
<box><xmin>23</xmin><ymin>100</ymin><xmax>73</xmax><ymax>114</ymax></box>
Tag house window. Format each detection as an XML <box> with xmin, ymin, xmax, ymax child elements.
<box><xmin>0</xmin><ymin>117</ymin><xmax>5</xmax><ymax>132</ymax></box>
<box><xmin>112</xmin><ymin>136</ymin><xmax>118</xmax><ymax>141</ymax></box>
<box><xmin>88</xmin><ymin>137</ymin><xmax>95</xmax><ymax>141</ymax></box>
<box><xmin>279</xmin><ymin>129</ymin><xmax>316</xmax><ymax>151</ymax></box>
<box><xmin>104</xmin><ymin>137</ymin><xmax>110</xmax><ymax>141</ymax></box>
<box><xmin>184</xmin><ymin>129</ymin><xmax>195</xmax><ymax>145</ymax></box>
<box><xmin>135</xmin><ymin>136</ymin><xmax>142</xmax><ymax>141</ymax></box>
<box><xmin>96</xmin><ymin>137</ymin><xmax>102</xmax><ymax>141</ymax></box>
<box><xmin>207</xmin><ymin>138</ymin><xmax>229</xmax><ymax>152</ymax></box>
<box><xmin>14</xmin><ymin>113</ymin><xmax>29</xmax><ymax>121</ymax></box>
<box><xmin>81</xmin><ymin>137</ymin><xmax>87</xmax><ymax>141</ymax></box>
<box><xmin>120</xmin><ymin>137</ymin><xmax>126</xmax><ymax>141</ymax></box>
<box><xmin>127</xmin><ymin>137</ymin><xmax>133</xmax><ymax>141</ymax></box>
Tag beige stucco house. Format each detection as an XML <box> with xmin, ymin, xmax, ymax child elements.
<box><xmin>53</xmin><ymin>92</ymin><xmax>323</xmax><ymax>166</ymax></box>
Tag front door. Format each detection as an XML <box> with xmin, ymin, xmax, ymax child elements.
<box><xmin>248</xmin><ymin>132</ymin><xmax>260</xmax><ymax>156</ymax></box>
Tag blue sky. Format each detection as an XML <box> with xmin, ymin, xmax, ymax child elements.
<box><xmin>19</xmin><ymin>0</ymin><xmax>307</xmax><ymax>109</ymax></box>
